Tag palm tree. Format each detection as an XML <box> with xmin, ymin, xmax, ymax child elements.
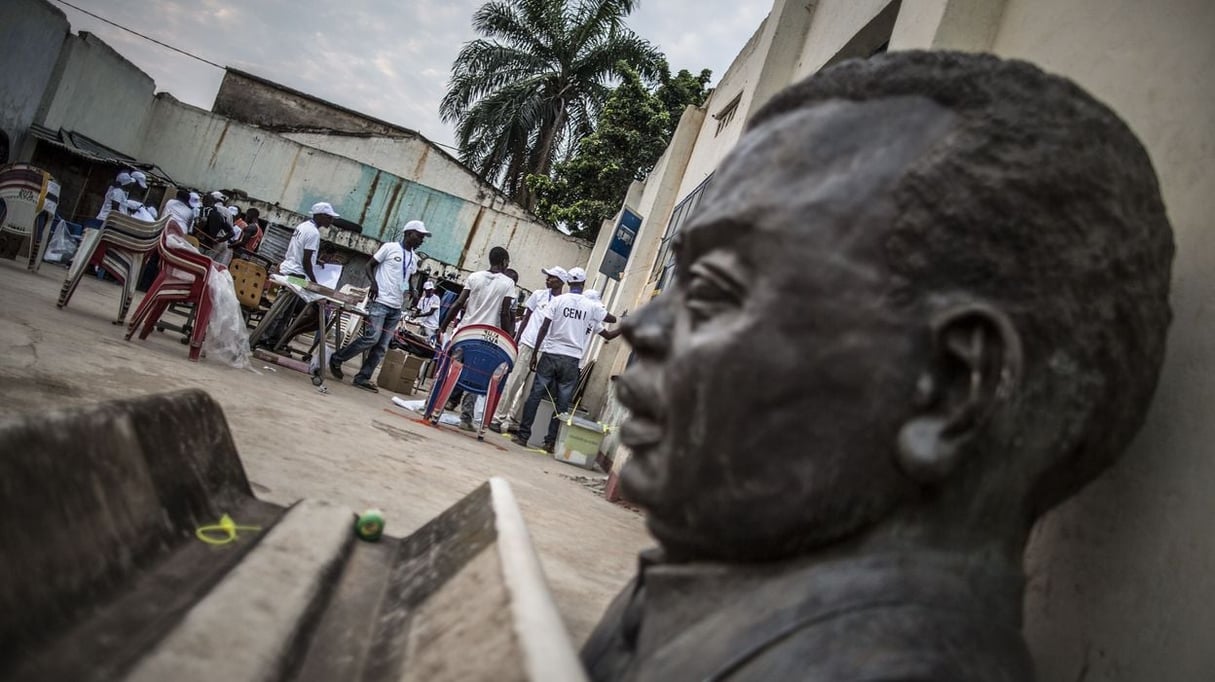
<box><xmin>441</xmin><ymin>0</ymin><xmax>660</xmax><ymax>210</ymax></box>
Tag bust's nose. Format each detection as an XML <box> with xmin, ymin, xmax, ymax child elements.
<box><xmin>622</xmin><ymin>292</ymin><xmax>674</xmax><ymax>359</ymax></box>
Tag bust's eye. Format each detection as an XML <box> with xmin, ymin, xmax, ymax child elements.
<box><xmin>685</xmin><ymin>272</ymin><xmax>740</xmax><ymax>326</ymax></box>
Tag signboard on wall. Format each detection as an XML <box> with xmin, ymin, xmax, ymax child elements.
<box><xmin>599</xmin><ymin>208</ymin><xmax>642</xmax><ymax>281</ymax></box>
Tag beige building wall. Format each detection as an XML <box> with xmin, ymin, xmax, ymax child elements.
<box><xmin>981</xmin><ymin>2</ymin><xmax>1215</xmax><ymax>680</ymax></box>
<box><xmin>593</xmin><ymin>1</ymin><xmax>1214</xmax><ymax>679</ymax></box>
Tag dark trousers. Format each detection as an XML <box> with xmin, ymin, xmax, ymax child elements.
<box><xmin>516</xmin><ymin>352</ymin><xmax>581</xmax><ymax>446</ymax></box>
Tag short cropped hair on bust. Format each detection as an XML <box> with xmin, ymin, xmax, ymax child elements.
<box><xmin>749</xmin><ymin>51</ymin><xmax>1174</xmax><ymax>515</ymax></box>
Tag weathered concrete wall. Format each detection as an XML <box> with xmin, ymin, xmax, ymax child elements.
<box><xmin>0</xmin><ymin>0</ymin><xmax>68</xmax><ymax>163</ymax></box>
<box><xmin>281</xmin><ymin>132</ymin><xmax>530</xmax><ymax>222</ymax></box>
<box><xmin>213</xmin><ymin>70</ymin><xmax>407</xmax><ymax>137</ymax></box>
<box><xmin>141</xmin><ymin>95</ymin><xmax>586</xmax><ymax>290</ymax></box>
<box><xmin>981</xmin><ymin>1</ymin><xmax>1215</xmax><ymax>679</ymax></box>
<box><xmin>35</xmin><ymin>32</ymin><xmax>155</xmax><ymax>157</ymax></box>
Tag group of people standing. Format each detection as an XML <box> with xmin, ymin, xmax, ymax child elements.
<box><xmin>98</xmin><ymin>169</ymin><xmax>265</xmax><ymax>263</ymax></box>
<box><xmin>498</xmin><ymin>265</ymin><xmax>619</xmax><ymax>452</ymax></box>
<box><xmin>271</xmin><ymin>200</ymin><xmax>617</xmax><ymax>453</ymax></box>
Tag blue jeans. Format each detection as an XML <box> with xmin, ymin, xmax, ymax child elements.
<box><xmin>517</xmin><ymin>353</ymin><xmax>581</xmax><ymax>446</ymax></box>
<box><xmin>331</xmin><ymin>301</ymin><xmax>402</xmax><ymax>382</ymax></box>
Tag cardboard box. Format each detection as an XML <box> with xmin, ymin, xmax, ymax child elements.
<box><xmin>376</xmin><ymin>350</ymin><xmax>411</xmax><ymax>394</ymax></box>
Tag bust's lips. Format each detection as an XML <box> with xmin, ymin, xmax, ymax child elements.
<box><xmin>615</xmin><ymin>375</ymin><xmax>666</xmax><ymax>450</ymax></box>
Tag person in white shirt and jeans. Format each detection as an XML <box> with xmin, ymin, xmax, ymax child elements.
<box><xmin>513</xmin><ymin>267</ymin><xmax>621</xmax><ymax>452</ymax></box>
<box><xmin>490</xmin><ymin>265</ymin><xmax>568</xmax><ymax>434</ymax></box>
<box><xmin>328</xmin><ymin>220</ymin><xmax>431</xmax><ymax>391</ymax></box>
<box><xmin>414</xmin><ymin>280</ymin><xmax>442</xmax><ymax>343</ymax></box>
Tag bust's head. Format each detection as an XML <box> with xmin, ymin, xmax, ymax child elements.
<box><xmin>616</xmin><ymin>51</ymin><xmax>1173</xmax><ymax>562</ymax></box>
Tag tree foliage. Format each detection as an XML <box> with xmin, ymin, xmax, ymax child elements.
<box><xmin>441</xmin><ymin>0</ymin><xmax>661</xmax><ymax>209</ymax></box>
<box><xmin>527</xmin><ymin>61</ymin><xmax>710</xmax><ymax>238</ymax></box>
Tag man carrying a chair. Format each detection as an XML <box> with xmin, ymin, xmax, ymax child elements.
<box><xmin>328</xmin><ymin>220</ymin><xmax>431</xmax><ymax>392</ymax></box>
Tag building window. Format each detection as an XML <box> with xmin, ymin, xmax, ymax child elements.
<box><xmin>713</xmin><ymin>93</ymin><xmax>742</xmax><ymax>137</ymax></box>
<box><xmin>651</xmin><ymin>175</ymin><xmax>713</xmax><ymax>290</ymax></box>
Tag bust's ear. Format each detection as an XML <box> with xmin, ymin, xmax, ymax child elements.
<box><xmin>896</xmin><ymin>303</ymin><xmax>1023</xmax><ymax>484</ymax></box>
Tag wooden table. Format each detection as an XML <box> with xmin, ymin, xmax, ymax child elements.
<box><xmin>247</xmin><ymin>275</ymin><xmax>366</xmax><ymax>388</ymax></box>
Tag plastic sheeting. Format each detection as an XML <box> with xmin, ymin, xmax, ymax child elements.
<box><xmin>203</xmin><ymin>269</ymin><xmax>253</xmax><ymax>369</ymax></box>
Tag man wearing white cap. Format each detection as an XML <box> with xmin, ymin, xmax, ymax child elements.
<box><xmin>199</xmin><ymin>191</ymin><xmax>234</xmax><ymax>247</ymax></box>
<box><xmin>327</xmin><ymin>218</ymin><xmax>422</xmax><ymax>392</ymax></box>
<box><xmin>257</xmin><ymin>201</ymin><xmax>341</xmax><ymax>350</ymax></box>
<box><xmin>413</xmin><ymin>280</ymin><xmax>442</xmax><ymax>343</ymax></box>
<box><xmin>399</xmin><ymin>219</ymin><xmax>430</xmax><ymax>304</ymax></box>
<box><xmin>513</xmin><ymin>266</ymin><xmax>621</xmax><ymax>451</ymax></box>
<box><xmin>489</xmin><ymin>264</ymin><xmax>568</xmax><ymax>434</ymax></box>
<box><xmin>280</xmin><ymin>201</ymin><xmax>339</xmax><ymax>283</ymax></box>
<box><xmin>95</xmin><ymin>171</ymin><xmax>134</xmax><ymax>222</ymax></box>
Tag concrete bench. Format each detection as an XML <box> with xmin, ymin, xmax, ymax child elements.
<box><xmin>0</xmin><ymin>389</ymin><xmax>584</xmax><ymax>681</ymax></box>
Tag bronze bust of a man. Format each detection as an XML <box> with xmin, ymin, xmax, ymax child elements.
<box><xmin>584</xmin><ymin>51</ymin><xmax>1174</xmax><ymax>681</ymax></box>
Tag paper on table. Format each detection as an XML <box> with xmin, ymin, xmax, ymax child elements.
<box><xmin>310</xmin><ymin>254</ymin><xmax>342</xmax><ymax>290</ymax></box>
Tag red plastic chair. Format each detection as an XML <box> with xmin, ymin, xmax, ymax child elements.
<box><xmin>125</xmin><ymin>220</ymin><xmax>223</xmax><ymax>361</ymax></box>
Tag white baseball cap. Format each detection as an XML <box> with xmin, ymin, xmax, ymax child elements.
<box><xmin>423</xmin><ymin>280</ymin><xmax>435</xmax><ymax>290</ymax></box>
<box><xmin>310</xmin><ymin>201</ymin><xmax>340</xmax><ymax>217</ymax></box>
<box><xmin>228</xmin><ymin>205</ymin><xmax>239</xmax><ymax>216</ymax></box>
<box><xmin>401</xmin><ymin>219</ymin><xmax>430</xmax><ymax>235</ymax></box>
<box><xmin>567</xmin><ymin>266</ymin><xmax>587</xmax><ymax>283</ymax></box>
<box><xmin>130</xmin><ymin>170</ymin><xmax>148</xmax><ymax>188</ymax></box>
<box><xmin>188</xmin><ymin>192</ymin><xmax>202</xmax><ymax>208</ymax></box>
<box><xmin>210</xmin><ymin>190</ymin><xmax>226</xmax><ymax>202</ymax></box>
<box><xmin>584</xmin><ymin>289</ymin><xmax>601</xmax><ymax>302</ymax></box>
<box><xmin>116</xmin><ymin>172</ymin><xmax>133</xmax><ymax>185</ymax></box>
<box><xmin>542</xmin><ymin>265</ymin><xmax>569</xmax><ymax>283</ymax></box>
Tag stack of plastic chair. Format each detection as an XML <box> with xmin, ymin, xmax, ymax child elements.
<box><xmin>57</xmin><ymin>212</ymin><xmax>168</xmax><ymax>325</ymax></box>
<box><xmin>0</xmin><ymin>162</ymin><xmax>60</xmax><ymax>271</ymax></box>
<box><xmin>228</xmin><ymin>257</ymin><xmax>268</xmax><ymax>327</ymax></box>
<box><xmin>125</xmin><ymin>220</ymin><xmax>222</xmax><ymax>361</ymax></box>
<box><xmin>423</xmin><ymin>324</ymin><xmax>517</xmax><ymax>440</ymax></box>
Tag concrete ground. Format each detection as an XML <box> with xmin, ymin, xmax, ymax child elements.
<box><xmin>0</xmin><ymin>258</ymin><xmax>651</xmax><ymax>644</ymax></box>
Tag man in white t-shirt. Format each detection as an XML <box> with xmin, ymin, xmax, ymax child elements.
<box><xmin>257</xmin><ymin>202</ymin><xmax>340</xmax><ymax>349</ymax></box>
<box><xmin>280</xmin><ymin>202</ymin><xmax>339</xmax><ymax>283</ymax></box>
<box><xmin>161</xmin><ymin>189</ymin><xmax>197</xmax><ymax>233</ymax></box>
<box><xmin>513</xmin><ymin>267</ymin><xmax>621</xmax><ymax>451</ymax></box>
<box><xmin>397</xmin><ymin>219</ymin><xmax>428</xmax><ymax>306</ymax></box>
<box><xmin>95</xmin><ymin>171</ymin><xmax>134</xmax><ymax>222</ymax></box>
<box><xmin>414</xmin><ymin>280</ymin><xmax>442</xmax><ymax>342</ymax></box>
<box><xmin>328</xmin><ymin>219</ymin><xmax>430</xmax><ymax>391</ymax></box>
<box><xmin>489</xmin><ymin>265</ymin><xmax>568</xmax><ymax>434</ymax></box>
<box><xmin>438</xmin><ymin>246</ymin><xmax>517</xmax><ymax>430</ymax></box>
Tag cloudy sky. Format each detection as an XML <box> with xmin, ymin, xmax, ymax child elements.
<box><xmin>48</xmin><ymin>0</ymin><xmax>770</xmax><ymax>151</ymax></box>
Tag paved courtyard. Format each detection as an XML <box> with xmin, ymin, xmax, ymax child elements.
<box><xmin>0</xmin><ymin>257</ymin><xmax>651</xmax><ymax>644</ymax></box>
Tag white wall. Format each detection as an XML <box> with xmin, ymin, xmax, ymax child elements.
<box><xmin>672</xmin><ymin>18</ymin><xmax>770</xmax><ymax>201</ymax></box>
<box><xmin>36</xmin><ymin>32</ymin><xmax>155</xmax><ymax>157</ymax></box>
<box><xmin>0</xmin><ymin>0</ymin><xmax>68</xmax><ymax>163</ymax></box>
<box><xmin>141</xmin><ymin>95</ymin><xmax>584</xmax><ymax>291</ymax></box>
<box><xmin>983</xmin><ymin>1</ymin><xmax>1215</xmax><ymax>679</ymax></box>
